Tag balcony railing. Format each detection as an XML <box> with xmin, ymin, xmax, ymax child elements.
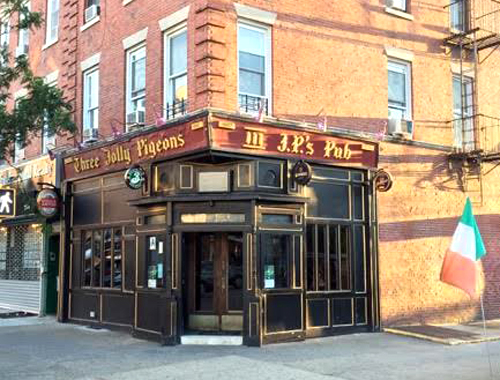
<box><xmin>238</xmin><ymin>94</ymin><xmax>269</xmax><ymax>116</ymax></box>
<box><xmin>451</xmin><ymin>114</ymin><xmax>500</xmax><ymax>155</ymax></box>
<box><xmin>165</xmin><ymin>99</ymin><xmax>188</xmax><ymax>121</ymax></box>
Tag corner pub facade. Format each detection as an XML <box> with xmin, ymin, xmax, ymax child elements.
<box><xmin>59</xmin><ymin>111</ymin><xmax>380</xmax><ymax>345</ymax></box>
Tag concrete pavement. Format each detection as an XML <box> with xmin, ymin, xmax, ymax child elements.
<box><xmin>1</xmin><ymin>318</ymin><xmax>500</xmax><ymax>380</ymax></box>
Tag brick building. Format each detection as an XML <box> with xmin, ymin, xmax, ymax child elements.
<box><xmin>4</xmin><ymin>0</ymin><xmax>500</xmax><ymax>344</ymax></box>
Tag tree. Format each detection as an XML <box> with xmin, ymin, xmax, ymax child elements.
<box><xmin>0</xmin><ymin>0</ymin><xmax>74</xmax><ymax>161</ymax></box>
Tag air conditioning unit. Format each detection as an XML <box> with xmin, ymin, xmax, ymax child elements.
<box><xmin>388</xmin><ymin>118</ymin><xmax>413</xmax><ymax>139</ymax></box>
<box><xmin>386</xmin><ymin>0</ymin><xmax>405</xmax><ymax>9</ymax></box>
<box><xmin>126</xmin><ymin>110</ymin><xmax>145</xmax><ymax>125</ymax></box>
<box><xmin>15</xmin><ymin>44</ymin><xmax>28</xmax><ymax>57</ymax></box>
<box><xmin>84</xmin><ymin>4</ymin><xmax>99</xmax><ymax>23</ymax></box>
<box><xmin>83</xmin><ymin>128</ymin><xmax>99</xmax><ymax>143</ymax></box>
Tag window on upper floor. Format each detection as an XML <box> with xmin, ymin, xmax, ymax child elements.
<box><xmin>450</xmin><ymin>0</ymin><xmax>465</xmax><ymax>32</ymax></box>
<box><xmin>388</xmin><ymin>60</ymin><xmax>412</xmax><ymax>121</ymax></box>
<box><xmin>0</xmin><ymin>20</ymin><xmax>10</xmax><ymax>65</ymax></box>
<box><xmin>45</xmin><ymin>0</ymin><xmax>59</xmax><ymax>44</ymax></box>
<box><xmin>452</xmin><ymin>75</ymin><xmax>474</xmax><ymax>150</ymax></box>
<box><xmin>387</xmin><ymin>0</ymin><xmax>407</xmax><ymax>12</ymax></box>
<box><xmin>164</xmin><ymin>26</ymin><xmax>187</xmax><ymax>120</ymax></box>
<box><xmin>84</xmin><ymin>0</ymin><xmax>100</xmax><ymax>24</ymax></box>
<box><xmin>82</xmin><ymin>67</ymin><xmax>99</xmax><ymax>141</ymax></box>
<box><xmin>238</xmin><ymin>21</ymin><xmax>271</xmax><ymax>115</ymax></box>
<box><xmin>14</xmin><ymin>136</ymin><xmax>24</xmax><ymax>163</ymax></box>
<box><xmin>16</xmin><ymin>1</ymin><xmax>29</xmax><ymax>57</ymax></box>
<box><xmin>42</xmin><ymin>116</ymin><xmax>56</xmax><ymax>154</ymax></box>
<box><xmin>126</xmin><ymin>45</ymin><xmax>146</xmax><ymax>128</ymax></box>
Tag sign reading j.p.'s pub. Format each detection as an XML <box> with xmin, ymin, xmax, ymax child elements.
<box><xmin>63</xmin><ymin>116</ymin><xmax>378</xmax><ymax>180</ymax></box>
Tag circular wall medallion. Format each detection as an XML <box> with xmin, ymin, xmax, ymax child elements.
<box><xmin>124</xmin><ymin>166</ymin><xmax>146</xmax><ymax>190</ymax></box>
<box><xmin>37</xmin><ymin>189</ymin><xmax>59</xmax><ymax>218</ymax></box>
<box><xmin>374</xmin><ymin>169</ymin><xmax>393</xmax><ymax>192</ymax></box>
<box><xmin>291</xmin><ymin>160</ymin><xmax>312</xmax><ymax>186</ymax></box>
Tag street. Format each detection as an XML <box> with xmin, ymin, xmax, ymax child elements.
<box><xmin>0</xmin><ymin>318</ymin><xmax>500</xmax><ymax>380</ymax></box>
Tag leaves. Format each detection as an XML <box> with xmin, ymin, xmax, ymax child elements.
<box><xmin>0</xmin><ymin>0</ymin><xmax>75</xmax><ymax>161</ymax></box>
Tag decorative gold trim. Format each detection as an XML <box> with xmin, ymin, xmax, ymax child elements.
<box><xmin>361</xmin><ymin>144</ymin><xmax>375</xmax><ymax>151</ymax></box>
<box><xmin>217</xmin><ymin>121</ymin><xmax>236</xmax><ymax>130</ymax></box>
<box><xmin>191</xmin><ymin>121</ymin><xmax>205</xmax><ymax>130</ymax></box>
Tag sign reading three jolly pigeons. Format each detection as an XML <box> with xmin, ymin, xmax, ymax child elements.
<box><xmin>63</xmin><ymin>117</ymin><xmax>378</xmax><ymax>181</ymax></box>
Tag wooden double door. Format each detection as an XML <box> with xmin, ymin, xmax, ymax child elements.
<box><xmin>184</xmin><ymin>232</ymin><xmax>244</xmax><ymax>332</ymax></box>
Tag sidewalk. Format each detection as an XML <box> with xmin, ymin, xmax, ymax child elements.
<box><xmin>385</xmin><ymin>320</ymin><xmax>500</xmax><ymax>345</ymax></box>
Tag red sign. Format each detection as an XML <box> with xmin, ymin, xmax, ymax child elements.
<box><xmin>210</xmin><ymin>120</ymin><xmax>378</xmax><ymax>168</ymax></box>
<box><xmin>37</xmin><ymin>189</ymin><xmax>59</xmax><ymax>218</ymax></box>
<box><xmin>64</xmin><ymin>120</ymin><xmax>209</xmax><ymax>180</ymax></box>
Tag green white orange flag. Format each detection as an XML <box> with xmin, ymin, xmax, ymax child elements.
<box><xmin>440</xmin><ymin>198</ymin><xmax>486</xmax><ymax>297</ymax></box>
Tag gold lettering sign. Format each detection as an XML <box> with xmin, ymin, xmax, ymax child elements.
<box><xmin>136</xmin><ymin>133</ymin><xmax>185</xmax><ymax>159</ymax></box>
<box><xmin>243</xmin><ymin>127</ymin><xmax>266</xmax><ymax>150</ymax></box>
<box><xmin>73</xmin><ymin>156</ymin><xmax>101</xmax><ymax>173</ymax></box>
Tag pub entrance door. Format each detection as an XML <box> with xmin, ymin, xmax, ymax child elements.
<box><xmin>184</xmin><ymin>232</ymin><xmax>244</xmax><ymax>332</ymax></box>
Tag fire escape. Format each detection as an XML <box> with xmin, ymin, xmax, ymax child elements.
<box><xmin>444</xmin><ymin>0</ymin><xmax>500</xmax><ymax>204</ymax></box>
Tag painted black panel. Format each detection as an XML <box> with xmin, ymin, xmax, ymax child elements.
<box><xmin>266</xmin><ymin>293</ymin><xmax>301</xmax><ymax>333</ymax></box>
<box><xmin>136</xmin><ymin>292</ymin><xmax>161</xmax><ymax>332</ymax></box>
<box><xmin>71</xmin><ymin>292</ymin><xmax>99</xmax><ymax>321</ymax></box>
<box><xmin>137</xmin><ymin>237</ymin><xmax>145</xmax><ymax>288</ymax></box>
<box><xmin>124</xmin><ymin>239</ymin><xmax>136</xmax><ymax>291</ymax></box>
<box><xmin>307</xmin><ymin>299</ymin><xmax>328</xmax><ymax>328</ymax></box>
<box><xmin>71</xmin><ymin>240</ymin><xmax>82</xmax><ymax>289</ymax></box>
<box><xmin>332</xmin><ymin>298</ymin><xmax>353</xmax><ymax>326</ymax></box>
<box><xmin>103</xmin><ymin>188</ymin><xmax>136</xmax><ymax>223</ymax></box>
<box><xmin>73</xmin><ymin>193</ymin><xmax>101</xmax><ymax>225</ymax></box>
<box><xmin>355</xmin><ymin>297</ymin><xmax>367</xmax><ymax>325</ymax></box>
<box><xmin>102</xmin><ymin>293</ymin><xmax>134</xmax><ymax>325</ymax></box>
<box><xmin>354</xmin><ymin>225</ymin><xmax>366</xmax><ymax>293</ymax></box>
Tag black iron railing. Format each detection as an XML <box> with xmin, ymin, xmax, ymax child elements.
<box><xmin>238</xmin><ymin>94</ymin><xmax>269</xmax><ymax>116</ymax></box>
<box><xmin>450</xmin><ymin>114</ymin><xmax>500</xmax><ymax>154</ymax></box>
<box><xmin>165</xmin><ymin>99</ymin><xmax>188</xmax><ymax>120</ymax></box>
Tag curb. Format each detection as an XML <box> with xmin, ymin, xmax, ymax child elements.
<box><xmin>384</xmin><ymin>327</ymin><xmax>500</xmax><ymax>346</ymax></box>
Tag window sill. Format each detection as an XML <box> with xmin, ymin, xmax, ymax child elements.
<box><xmin>122</xmin><ymin>0</ymin><xmax>135</xmax><ymax>6</ymax></box>
<box><xmin>385</xmin><ymin>7</ymin><xmax>414</xmax><ymax>21</ymax></box>
<box><xmin>41</xmin><ymin>39</ymin><xmax>58</xmax><ymax>51</ymax></box>
<box><xmin>80</xmin><ymin>16</ymin><xmax>100</xmax><ymax>32</ymax></box>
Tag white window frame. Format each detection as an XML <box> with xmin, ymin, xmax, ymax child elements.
<box><xmin>83</xmin><ymin>67</ymin><xmax>99</xmax><ymax>133</ymax></box>
<box><xmin>45</xmin><ymin>0</ymin><xmax>59</xmax><ymax>44</ymax></box>
<box><xmin>125</xmin><ymin>44</ymin><xmax>146</xmax><ymax>127</ymax></box>
<box><xmin>237</xmin><ymin>20</ymin><xmax>272</xmax><ymax>114</ymax></box>
<box><xmin>452</xmin><ymin>75</ymin><xmax>474</xmax><ymax>149</ymax></box>
<box><xmin>42</xmin><ymin>117</ymin><xmax>56</xmax><ymax>154</ymax></box>
<box><xmin>388</xmin><ymin>59</ymin><xmax>412</xmax><ymax>121</ymax></box>
<box><xmin>450</xmin><ymin>0</ymin><xmax>465</xmax><ymax>32</ymax></box>
<box><xmin>387</xmin><ymin>0</ymin><xmax>407</xmax><ymax>12</ymax></box>
<box><xmin>164</xmin><ymin>24</ymin><xmax>187</xmax><ymax>116</ymax></box>
<box><xmin>17</xmin><ymin>1</ymin><xmax>30</xmax><ymax>52</ymax></box>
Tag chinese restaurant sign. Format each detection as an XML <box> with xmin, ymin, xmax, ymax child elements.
<box><xmin>63</xmin><ymin>117</ymin><xmax>378</xmax><ymax>181</ymax></box>
<box><xmin>210</xmin><ymin>120</ymin><xmax>378</xmax><ymax>168</ymax></box>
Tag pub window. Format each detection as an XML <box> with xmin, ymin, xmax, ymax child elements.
<box><xmin>180</xmin><ymin>165</ymin><xmax>193</xmax><ymax>189</ymax></box>
<box><xmin>261</xmin><ymin>214</ymin><xmax>294</xmax><ymax>224</ymax></box>
<box><xmin>306</xmin><ymin>224</ymin><xmax>352</xmax><ymax>292</ymax></box>
<box><xmin>237</xmin><ymin>163</ymin><xmax>252</xmax><ymax>187</ymax></box>
<box><xmin>81</xmin><ymin>227</ymin><xmax>123</xmax><ymax>289</ymax></box>
<box><xmin>144</xmin><ymin>214</ymin><xmax>167</xmax><ymax>225</ymax></box>
<box><xmin>155</xmin><ymin>163</ymin><xmax>176</xmax><ymax>192</ymax></box>
<box><xmin>257</xmin><ymin>161</ymin><xmax>282</xmax><ymax>189</ymax></box>
<box><xmin>146</xmin><ymin>235</ymin><xmax>165</xmax><ymax>289</ymax></box>
<box><xmin>23</xmin><ymin>226</ymin><xmax>42</xmax><ymax>269</ymax></box>
<box><xmin>261</xmin><ymin>233</ymin><xmax>294</xmax><ymax>289</ymax></box>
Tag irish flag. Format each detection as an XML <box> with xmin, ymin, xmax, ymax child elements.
<box><xmin>440</xmin><ymin>198</ymin><xmax>486</xmax><ymax>297</ymax></box>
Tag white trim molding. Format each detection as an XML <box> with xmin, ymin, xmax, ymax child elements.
<box><xmin>80</xmin><ymin>53</ymin><xmax>101</xmax><ymax>72</ymax></box>
<box><xmin>44</xmin><ymin>70</ymin><xmax>59</xmax><ymax>84</ymax></box>
<box><xmin>122</xmin><ymin>27</ymin><xmax>148</xmax><ymax>50</ymax></box>
<box><xmin>159</xmin><ymin>6</ymin><xmax>190</xmax><ymax>32</ymax></box>
<box><xmin>384</xmin><ymin>46</ymin><xmax>414</xmax><ymax>62</ymax></box>
<box><xmin>80</xmin><ymin>16</ymin><xmax>100</xmax><ymax>32</ymax></box>
<box><xmin>234</xmin><ymin>3</ymin><xmax>277</xmax><ymax>25</ymax></box>
<box><xmin>385</xmin><ymin>7</ymin><xmax>414</xmax><ymax>21</ymax></box>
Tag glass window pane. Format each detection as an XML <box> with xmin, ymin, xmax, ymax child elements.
<box><xmin>83</xmin><ymin>231</ymin><xmax>92</xmax><ymax>286</ymax></box>
<box><xmin>227</xmin><ymin>233</ymin><xmax>243</xmax><ymax>311</ymax></box>
<box><xmin>329</xmin><ymin>225</ymin><xmax>339</xmax><ymax>291</ymax></box>
<box><xmin>354</xmin><ymin>225</ymin><xmax>366</xmax><ymax>293</ymax></box>
<box><xmin>388</xmin><ymin>70</ymin><xmax>406</xmax><ymax>106</ymax></box>
<box><xmin>340</xmin><ymin>226</ymin><xmax>351</xmax><ymax>290</ymax></box>
<box><xmin>239</xmin><ymin>69</ymin><xmax>265</xmax><ymax>96</ymax></box>
<box><xmin>239</xmin><ymin>51</ymin><xmax>265</xmax><ymax>73</ymax></box>
<box><xmin>306</xmin><ymin>224</ymin><xmax>315</xmax><ymax>291</ymax></box>
<box><xmin>353</xmin><ymin>186</ymin><xmax>364</xmax><ymax>221</ymax></box>
<box><xmin>92</xmin><ymin>230</ymin><xmax>102</xmax><ymax>287</ymax></box>
<box><xmin>317</xmin><ymin>225</ymin><xmax>327</xmax><ymax>291</ymax></box>
<box><xmin>261</xmin><ymin>214</ymin><xmax>294</xmax><ymax>224</ymax></box>
<box><xmin>113</xmin><ymin>229</ymin><xmax>122</xmax><ymax>289</ymax></box>
<box><xmin>146</xmin><ymin>235</ymin><xmax>165</xmax><ymax>289</ymax></box>
<box><xmin>170</xmin><ymin>31</ymin><xmax>187</xmax><ymax>75</ymax></box>
<box><xmin>262</xmin><ymin>234</ymin><xmax>292</xmax><ymax>289</ymax></box>
<box><xmin>103</xmin><ymin>229</ymin><xmax>112</xmax><ymax>287</ymax></box>
<box><xmin>196</xmin><ymin>234</ymin><xmax>214</xmax><ymax>311</ymax></box>
<box><xmin>239</xmin><ymin>25</ymin><xmax>265</xmax><ymax>56</ymax></box>
<box><xmin>132</xmin><ymin>55</ymin><xmax>146</xmax><ymax>93</ymax></box>
<box><xmin>172</xmin><ymin>74</ymin><xmax>187</xmax><ymax>102</ymax></box>
<box><xmin>258</xmin><ymin>162</ymin><xmax>281</xmax><ymax>188</ymax></box>
<box><xmin>306</xmin><ymin>182</ymin><xmax>350</xmax><ymax>219</ymax></box>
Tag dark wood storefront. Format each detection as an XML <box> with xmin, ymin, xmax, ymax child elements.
<box><xmin>59</xmin><ymin>112</ymin><xmax>380</xmax><ymax>346</ymax></box>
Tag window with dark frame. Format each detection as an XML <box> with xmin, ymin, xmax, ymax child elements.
<box><xmin>146</xmin><ymin>234</ymin><xmax>165</xmax><ymax>289</ymax></box>
<box><xmin>81</xmin><ymin>227</ymin><xmax>122</xmax><ymax>289</ymax></box>
<box><xmin>261</xmin><ymin>233</ymin><xmax>294</xmax><ymax>289</ymax></box>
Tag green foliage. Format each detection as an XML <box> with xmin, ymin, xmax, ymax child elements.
<box><xmin>0</xmin><ymin>0</ymin><xmax>75</xmax><ymax>160</ymax></box>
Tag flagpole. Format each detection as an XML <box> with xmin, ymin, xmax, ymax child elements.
<box><xmin>480</xmin><ymin>294</ymin><xmax>494</xmax><ymax>379</ymax></box>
